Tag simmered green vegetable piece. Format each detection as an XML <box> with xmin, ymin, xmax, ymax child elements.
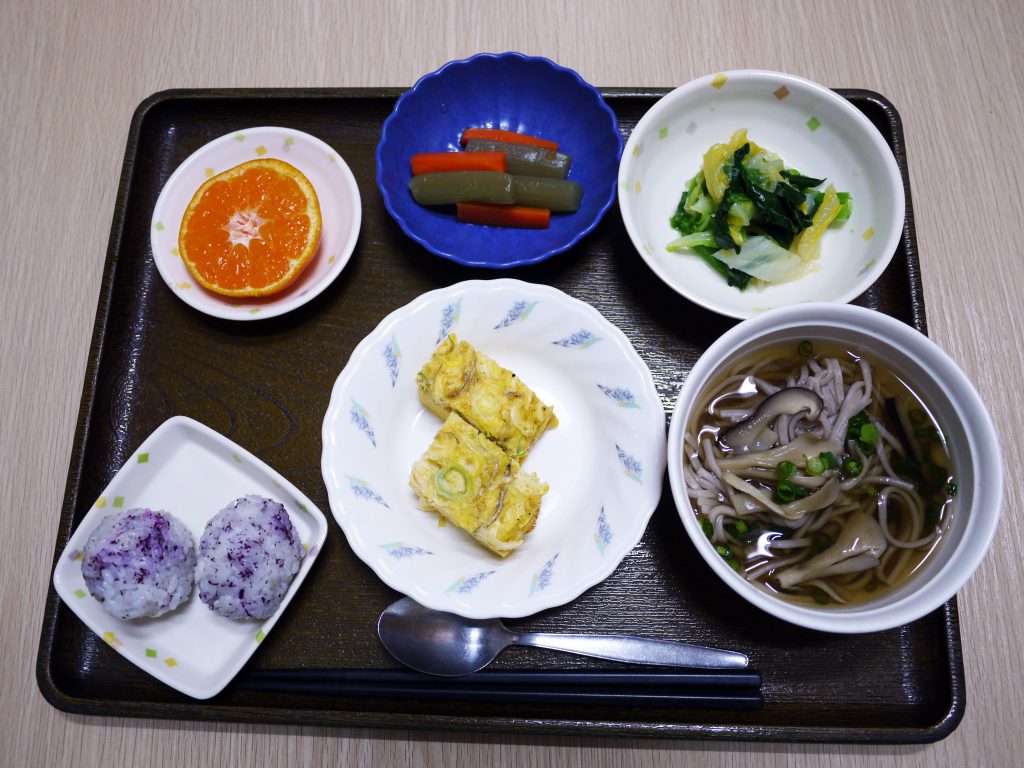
<box><xmin>512</xmin><ymin>176</ymin><xmax>583</xmax><ymax>212</ymax></box>
<box><xmin>409</xmin><ymin>171</ymin><xmax>515</xmax><ymax>205</ymax></box>
<box><xmin>465</xmin><ymin>138</ymin><xmax>572</xmax><ymax>179</ymax></box>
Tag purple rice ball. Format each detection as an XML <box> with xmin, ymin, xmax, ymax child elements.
<box><xmin>196</xmin><ymin>495</ymin><xmax>305</xmax><ymax>621</ymax></box>
<box><xmin>82</xmin><ymin>508</ymin><xmax>197</xmax><ymax>620</ymax></box>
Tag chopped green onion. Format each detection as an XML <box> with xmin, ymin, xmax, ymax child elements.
<box><xmin>727</xmin><ymin>558</ymin><xmax>741</xmax><ymax>571</ymax></box>
<box><xmin>701</xmin><ymin>519</ymin><xmax>714</xmax><ymax>538</ymax></box>
<box><xmin>734</xmin><ymin>519</ymin><xmax>749</xmax><ymax>534</ymax></box>
<box><xmin>805</xmin><ymin>455</ymin><xmax>825</xmax><ymax>476</ymax></box>
<box><xmin>435</xmin><ymin>465</ymin><xmax>470</xmax><ymax>499</ymax></box>
<box><xmin>820</xmin><ymin>451</ymin><xmax>837</xmax><ymax>469</ymax></box>
<box><xmin>811</xmin><ymin>587</ymin><xmax>831</xmax><ymax>605</ymax></box>
<box><xmin>859</xmin><ymin>422</ymin><xmax>879</xmax><ymax>453</ymax></box>
<box><xmin>947</xmin><ymin>480</ymin><xmax>958</xmax><ymax>497</ymax></box>
<box><xmin>775</xmin><ymin>479</ymin><xmax>799</xmax><ymax>503</ymax></box>
<box><xmin>842</xmin><ymin>457</ymin><xmax>863</xmax><ymax>476</ymax></box>
<box><xmin>865</xmin><ymin>485</ymin><xmax>879</xmax><ymax>497</ymax></box>
<box><xmin>715</xmin><ymin>544</ymin><xmax>730</xmax><ymax>557</ymax></box>
<box><xmin>797</xmin><ymin>340</ymin><xmax>814</xmax><ymax>357</ymax></box>
<box><xmin>775</xmin><ymin>460</ymin><xmax>797</xmax><ymax>480</ymax></box>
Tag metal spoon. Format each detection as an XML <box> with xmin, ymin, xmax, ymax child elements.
<box><xmin>377</xmin><ymin>597</ymin><xmax>749</xmax><ymax>676</ymax></box>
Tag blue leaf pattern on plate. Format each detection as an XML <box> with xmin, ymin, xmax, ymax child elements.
<box><xmin>552</xmin><ymin>329</ymin><xmax>601</xmax><ymax>348</ymax></box>
<box><xmin>446</xmin><ymin>570</ymin><xmax>495</xmax><ymax>594</ymax></box>
<box><xmin>437</xmin><ymin>299</ymin><xmax>462</xmax><ymax>343</ymax></box>
<box><xmin>615</xmin><ymin>444</ymin><xmax>643</xmax><ymax>483</ymax></box>
<box><xmin>529</xmin><ymin>553</ymin><xmax>559</xmax><ymax>596</ymax></box>
<box><xmin>494</xmin><ymin>300</ymin><xmax>537</xmax><ymax>329</ymax></box>
<box><xmin>350</xmin><ymin>399</ymin><xmax>376</xmax><ymax>446</ymax></box>
<box><xmin>383</xmin><ymin>335</ymin><xmax>401</xmax><ymax>387</ymax></box>
<box><xmin>597</xmin><ymin>384</ymin><xmax>640</xmax><ymax>408</ymax></box>
<box><xmin>380</xmin><ymin>542</ymin><xmax>433</xmax><ymax>559</ymax></box>
<box><xmin>345</xmin><ymin>475</ymin><xmax>389</xmax><ymax>508</ymax></box>
<box><xmin>594</xmin><ymin>508</ymin><xmax>613</xmax><ymax>554</ymax></box>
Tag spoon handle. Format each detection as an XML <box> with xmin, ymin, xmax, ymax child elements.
<box><xmin>515</xmin><ymin>632</ymin><xmax>748</xmax><ymax>669</ymax></box>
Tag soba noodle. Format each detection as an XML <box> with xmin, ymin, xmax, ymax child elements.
<box><xmin>684</xmin><ymin>341</ymin><xmax>956</xmax><ymax>607</ymax></box>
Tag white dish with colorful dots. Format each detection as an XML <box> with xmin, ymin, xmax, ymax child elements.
<box><xmin>618</xmin><ymin>70</ymin><xmax>905</xmax><ymax>320</ymax></box>
<box><xmin>321</xmin><ymin>279</ymin><xmax>667</xmax><ymax>619</ymax></box>
<box><xmin>51</xmin><ymin>416</ymin><xmax>328</xmax><ymax>699</ymax></box>
<box><xmin>150</xmin><ymin>126</ymin><xmax>361</xmax><ymax>320</ymax></box>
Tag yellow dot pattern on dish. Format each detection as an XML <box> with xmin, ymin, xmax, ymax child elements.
<box><xmin>255</xmin><ymin>629</ymin><xmax>267</xmax><ymax>644</ymax></box>
<box><xmin>249</xmin><ymin>308</ymin><xmax>261</xmax><ymax>315</ymax></box>
<box><xmin>634</xmin><ymin>180</ymin><xmax>642</xmax><ymax>194</ymax></box>
<box><xmin>711</xmin><ymin>73</ymin><xmax>728</xmax><ymax>89</ymax></box>
<box><xmin>137</xmin><ymin>453</ymin><xmax>149</xmax><ymax>463</ymax></box>
<box><xmin>284</xmin><ymin>137</ymin><xmax>295</xmax><ymax>147</ymax></box>
<box><xmin>774</xmin><ymin>85</ymin><xmax>790</xmax><ymax>100</ymax></box>
<box><xmin>165</xmin><ymin>658</ymin><xmax>177</xmax><ymax>668</ymax></box>
<box><xmin>175</xmin><ymin>282</ymin><xmax>192</xmax><ymax>290</ymax></box>
<box><xmin>328</xmin><ymin>253</ymin><xmax>336</xmax><ymax>264</ymax></box>
<box><xmin>96</xmin><ymin>497</ymin><xmax>107</xmax><ymax>508</ymax></box>
<box><xmin>113</xmin><ymin>496</ymin><xmax>124</xmax><ymax>508</ymax></box>
<box><xmin>233</xmin><ymin>454</ymin><xmax>243</xmax><ymax>463</ymax></box>
<box><xmin>171</xmin><ymin>247</ymin><xmax>180</xmax><ymax>258</ymax></box>
<box><xmin>154</xmin><ymin>221</ymin><xmax>164</xmax><ymax>232</ymax></box>
<box><xmin>103</xmin><ymin>631</ymin><xmax>121</xmax><ymax>647</ymax></box>
<box><xmin>632</xmin><ymin>145</ymin><xmax>641</xmax><ymax>158</ymax></box>
<box><xmin>807</xmin><ymin>116</ymin><xmax>822</xmax><ymax>132</ymax></box>
<box><xmin>145</xmin><ymin>648</ymin><xmax>157</xmax><ymax>658</ymax></box>
<box><xmin>862</xmin><ymin>227</ymin><xmax>876</xmax><ymax>241</ymax></box>
<box><xmin>255</xmin><ymin>145</ymin><xmax>268</xmax><ymax>156</ymax></box>
<box><xmin>234</xmin><ymin>133</ymin><xmax>245</xmax><ymax>142</ymax></box>
<box><xmin>204</xmin><ymin>168</ymin><xmax>215</xmax><ymax>178</ymax></box>
<box><xmin>658</xmin><ymin>127</ymin><xmax>668</xmax><ymax>140</ymax></box>
<box><xmin>74</xmin><ymin>588</ymin><xmax>86</xmax><ymax>598</ymax></box>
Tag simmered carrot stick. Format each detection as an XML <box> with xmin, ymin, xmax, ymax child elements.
<box><xmin>410</xmin><ymin>151</ymin><xmax>506</xmax><ymax>176</ymax></box>
<box><xmin>459</xmin><ymin>128</ymin><xmax>558</xmax><ymax>151</ymax></box>
<box><xmin>456</xmin><ymin>202</ymin><xmax>551</xmax><ymax>229</ymax></box>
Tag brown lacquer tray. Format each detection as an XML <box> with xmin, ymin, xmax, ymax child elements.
<box><xmin>37</xmin><ymin>88</ymin><xmax>963</xmax><ymax>742</ymax></box>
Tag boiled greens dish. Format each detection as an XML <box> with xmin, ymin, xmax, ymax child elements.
<box><xmin>668</xmin><ymin>129</ymin><xmax>851</xmax><ymax>290</ymax></box>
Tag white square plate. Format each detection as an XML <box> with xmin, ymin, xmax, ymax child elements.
<box><xmin>52</xmin><ymin>416</ymin><xmax>328</xmax><ymax>699</ymax></box>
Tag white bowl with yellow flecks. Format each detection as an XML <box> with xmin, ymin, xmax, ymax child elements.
<box><xmin>618</xmin><ymin>70</ymin><xmax>904</xmax><ymax>320</ymax></box>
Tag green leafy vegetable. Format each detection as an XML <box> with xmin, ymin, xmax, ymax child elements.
<box><xmin>667</xmin><ymin>129</ymin><xmax>851</xmax><ymax>291</ymax></box>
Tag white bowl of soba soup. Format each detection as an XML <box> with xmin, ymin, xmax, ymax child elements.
<box><xmin>667</xmin><ymin>303</ymin><xmax>1002</xmax><ymax>633</ymax></box>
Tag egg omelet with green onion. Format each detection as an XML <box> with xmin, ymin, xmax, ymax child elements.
<box><xmin>409</xmin><ymin>413</ymin><xmax>547</xmax><ymax>557</ymax></box>
<box><xmin>416</xmin><ymin>334</ymin><xmax>558</xmax><ymax>462</ymax></box>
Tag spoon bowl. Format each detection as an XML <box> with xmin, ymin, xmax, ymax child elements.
<box><xmin>377</xmin><ymin>597</ymin><xmax>748</xmax><ymax>677</ymax></box>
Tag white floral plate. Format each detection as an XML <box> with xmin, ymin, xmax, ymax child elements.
<box><xmin>321</xmin><ymin>279</ymin><xmax>666</xmax><ymax>619</ymax></box>
<box><xmin>150</xmin><ymin>126</ymin><xmax>361</xmax><ymax>320</ymax></box>
<box><xmin>52</xmin><ymin>416</ymin><xmax>328</xmax><ymax>699</ymax></box>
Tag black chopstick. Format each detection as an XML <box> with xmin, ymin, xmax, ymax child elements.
<box><xmin>234</xmin><ymin>668</ymin><xmax>763</xmax><ymax>709</ymax></box>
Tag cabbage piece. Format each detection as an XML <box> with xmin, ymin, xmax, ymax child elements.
<box><xmin>702</xmin><ymin>129</ymin><xmax>748</xmax><ymax>204</ymax></box>
<box><xmin>791</xmin><ymin>184</ymin><xmax>841</xmax><ymax>261</ymax></box>
<box><xmin>667</xmin><ymin>231</ymin><xmax>716</xmax><ymax>251</ymax></box>
<box><xmin>746</xmin><ymin>150</ymin><xmax>785</xmax><ymax>190</ymax></box>
<box><xmin>715</xmin><ymin>236</ymin><xmax>805</xmax><ymax>283</ymax></box>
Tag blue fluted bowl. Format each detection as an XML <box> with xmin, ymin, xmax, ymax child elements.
<box><xmin>376</xmin><ymin>52</ymin><xmax>622</xmax><ymax>268</ymax></box>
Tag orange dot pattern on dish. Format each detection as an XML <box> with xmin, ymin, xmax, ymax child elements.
<box><xmin>178</xmin><ymin>159</ymin><xmax>321</xmax><ymax>297</ymax></box>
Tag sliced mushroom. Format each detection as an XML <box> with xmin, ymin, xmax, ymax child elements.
<box><xmin>717</xmin><ymin>433</ymin><xmax>842</xmax><ymax>472</ymax></box>
<box><xmin>775</xmin><ymin>511</ymin><xmax>888</xmax><ymax>588</ymax></box>
<box><xmin>721</xmin><ymin>474</ymin><xmax>840</xmax><ymax>522</ymax></box>
<box><xmin>720</xmin><ymin>387</ymin><xmax>824</xmax><ymax>454</ymax></box>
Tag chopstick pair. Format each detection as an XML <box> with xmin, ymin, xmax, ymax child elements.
<box><xmin>235</xmin><ymin>668</ymin><xmax>763</xmax><ymax>709</ymax></box>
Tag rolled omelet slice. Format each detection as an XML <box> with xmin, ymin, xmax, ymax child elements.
<box><xmin>410</xmin><ymin>413</ymin><xmax>548</xmax><ymax>557</ymax></box>
<box><xmin>416</xmin><ymin>334</ymin><xmax>558</xmax><ymax>462</ymax></box>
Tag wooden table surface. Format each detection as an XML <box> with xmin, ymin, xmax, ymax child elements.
<box><xmin>3</xmin><ymin>1</ymin><xmax>1022</xmax><ymax>765</ymax></box>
